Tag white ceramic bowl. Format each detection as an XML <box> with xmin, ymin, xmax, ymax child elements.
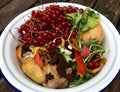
<box><xmin>0</xmin><ymin>2</ymin><xmax>120</xmax><ymax>92</ymax></box>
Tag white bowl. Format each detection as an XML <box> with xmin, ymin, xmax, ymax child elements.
<box><xmin>0</xmin><ymin>2</ymin><xmax>120</xmax><ymax>92</ymax></box>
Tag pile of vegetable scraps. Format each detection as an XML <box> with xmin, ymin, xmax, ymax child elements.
<box><xmin>15</xmin><ymin>4</ymin><xmax>107</xmax><ymax>88</ymax></box>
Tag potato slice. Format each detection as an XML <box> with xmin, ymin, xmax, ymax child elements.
<box><xmin>81</xmin><ymin>22</ymin><xmax>104</xmax><ymax>43</ymax></box>
<box><xmin>88</xmin><ymin>57</ymin><xmax>107</xmax><ymax>73</ymax></box>
<box><xmin>21</xmin><ymin>57</ymin><xmax>45</xmax><ymax>83</ymax></box>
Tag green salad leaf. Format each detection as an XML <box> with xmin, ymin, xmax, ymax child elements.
<box><xmin>66</xmin><ymin>8</ymin><xmax>99</xmax><ymax>32</ymax></box>
<box><xmin>66</xmin><ymin>10</ymin><xmax>82</xmax><ymax>29</ymax></box>
<box><xmin>81</xmin><ymin>40</ymin><xmax>99</xmax><ymax>47</ymax></box>
<box><xmin>82</xmin><ymin>40</ymin><xmax>105</xmax><ymax>63</ymax></box>
<box><xmin>79</xmin><ymin>8</ymin><xmax>99</xmax><ymax>32</ymax></box>
<box><xmin>61</xmin><ymin>52</ymin><xmax>73</xmax><ymax>62</ymax></box>
<box><xmin>84</xmin><ymin>49</ymin><xmax>105</xmax><ymax>63</ymax></box>
<box><xmin>66</xmin><ymin>8</ymin><xmax>100</xmax><ymax>52</ymax></box>
<box><xmin>69</xmin><ymin>73</ymin><xmax>96</xmax><ymax>87</ymax></box>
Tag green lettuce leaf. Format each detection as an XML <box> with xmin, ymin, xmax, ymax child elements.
<box><xmin>79</xmin><ymin>8</ymin><xmax>99</xmax><ymax>32</ymax></box>
<box><xmin>66</xmin><ymin>8</ymin><xmax>99</xmax><ymax>32</ymax></box>
<box><xmin>69</xmin><ymin>72</ymin><xmax>95</xmax><ymax>87</ymax></box>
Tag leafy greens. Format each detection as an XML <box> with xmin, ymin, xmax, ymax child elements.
<box><xmin>66</xmin><ymin>8</ymin><xmax>99</xmax><ymax>32</ymax></box>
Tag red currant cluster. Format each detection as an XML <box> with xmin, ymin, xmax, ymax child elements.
<box><xmin>18</xmin><ymin>5</ymin><xmax>84</xmax><ymax>50</ymax></box>
<box><xmin>87</xmin><ymin>54</ymin><xmax>100</xmax><ymax>69</ymax></box>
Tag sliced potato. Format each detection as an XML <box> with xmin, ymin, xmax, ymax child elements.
<box><xmin>21</xmin><ymin>57</ymin><xmax>45</xmax><ymax>83</ymax></box>
<box><xmin>81</xmin><ymin>22</ymin><xmax>104</xmax><ymax>43</ymax></box>
<box><xmin>88</xmin><ymin>57</ymin><xmax>107</xmax><ymax>73</ymax></box>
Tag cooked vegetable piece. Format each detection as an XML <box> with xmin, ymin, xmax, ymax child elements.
<box><xmin>16</xmin><ymin>43</ymin><xmax>24</xmax><ymax>61</ymax></box>
<box><xmin>21</xmin><ymin>57</ymin><xmax>45</xmax><ymax>83</ymax></box>
<box><xmin>81</xmin><ymin>22</ymin><xmax>104</xmax><ymax>43</ymax></box>
<box><xmin>34</xmin><ymin>52</ymin><xmax>43</xmax><ymax>67</ymax></box>
<box><xmin>71</xmin><ymin>39</ymin><xmax>85</xmax><ymax>77</ymax></box>
<box><xmin>74</xmin><ymin>50</ymin><xmax>86</xmax><ymax>77</ymax></box>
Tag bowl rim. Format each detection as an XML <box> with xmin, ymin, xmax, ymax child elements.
<box><xmin>0</xmin><ymin>2</ymin><xmax>120</xmax><ymax>92</ymax></box>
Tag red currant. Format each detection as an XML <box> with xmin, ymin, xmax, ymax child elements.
<box><xmin>55</xmin><ymin>38</ymin><xmax>62</xmax><ymax>45</ymax></box>
<box><xmin>87</xmin><ymin>62</ymin><xmax>94</xmax><ymax>69</ymax></box>
<box><xmin>52</xmin><ymin>32</ymin><xmax>57</xmax><ymax>40</ymax></box>
<box><xmin>93</xmin><ymin>62</ymin><xmax>100</xmax><ymax>68</ymax></box>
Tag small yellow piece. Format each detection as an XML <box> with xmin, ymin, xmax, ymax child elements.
<box><xmin>16</xmin><ymin>43</ymin><xmax>24</xmax><ymax>62</ymax></box>
<box><xmin>30</xmin><ymin>46</ymin><xmax>47</xmax><ymax>56</ymax></box>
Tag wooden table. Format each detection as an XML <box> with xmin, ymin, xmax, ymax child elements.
<box><xmin>0</xmin><ymin>0</ymin><xmax>120</xmax><ymax>92</ymax></box>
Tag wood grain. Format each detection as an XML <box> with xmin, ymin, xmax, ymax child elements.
<box><xmin>0</xmin><ymin>0</ymin><xmax>37</xmax><ymax>33</ymax></box>
<box><xmin>34</xmin><ymin>0</ymin><xmax>69</xmax><ymax>5</ymax></box>
<box><xmin>0</xmin><ymin>0</ymin><xmax>11</xmax><ymax>8</ymax></box>
<box><xmin>69</xmin><ymin>0</ymin><xmax>97</xmax><ymax>7</ymax></box>
<box><xmin>0</xmin><ymin>0</ymin><xmax>120</xmax><ymax>92</ymax></box>
<box><xmin>103</xmin><ymin>73</ymin><xmax>120</xmax><ymax>92</ymax></box>
<box><xmin>0</xmin><ymin>78</ymin><xmax>15</xmax><ymax>92</ymax></box>
<box><xmin>94</xmin><ymin>0</ymin><xmax>120</xmax><ymax>26</ymax></box>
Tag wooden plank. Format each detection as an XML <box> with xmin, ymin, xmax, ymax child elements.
<box><xmin>0</xmin><ymin>0</ymin><xmax>11</xmax><ymax>8</ymax></box>
<box><xmin>35</xmin><ymin>0</ymin><xmax>69</xmax><ymax>5</ymax></box>
<box><xmin>0</xmin><ymin>0</ymin><xmax>120</xmax><ymax>92</ymax></box>
<box><xmin>69</xmin><ymin>0</ymin><xmax>97</xmax><ymax>8</ymax></box>
<box><xmin>94</xmin><ymin>0</ymin><xmax>120</xmax><ymax>26</ymax></box>
<box><xmin>94</xmin><ymin>1</ymin><xmax>120</xmax><ymax>91</ymax></box>
<box><xmin>104</xmin><ymin>74</ymin><xmax>120</xmax><ymax>92</ymax></box>
<box><xmin>35</xmin><ymin>0</ymin><xmax>97</xmax><ymax>8</ymax></box>
<box><xmin>0</xmin><ymin>78</ymin><xmax>15</xmax><ymax>92</ymax></box>
<box><xmin>0</xmin><ymin>0</ymin><xmax>37</xmax><ymax>33</ymax></box>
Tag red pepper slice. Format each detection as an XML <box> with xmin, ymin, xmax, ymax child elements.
<box><xmin>74</xmin><ymin>50</ymin><xmax>86</xmax><ymax>77</ymax></box>
<box><xmin>72</xmin><ymin>38</ymin><xmax>86</xmax><ymax>77</ymax></box>
<box><xmin>34</xmin><ymin>52</ymin><xmax>43</xmax><ymax>67</ymax></box>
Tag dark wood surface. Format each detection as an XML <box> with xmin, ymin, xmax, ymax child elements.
<box><xmin>0</xmin><ymin>0</ymin><xmax>120</xmax><ymax>92</ymax></box>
